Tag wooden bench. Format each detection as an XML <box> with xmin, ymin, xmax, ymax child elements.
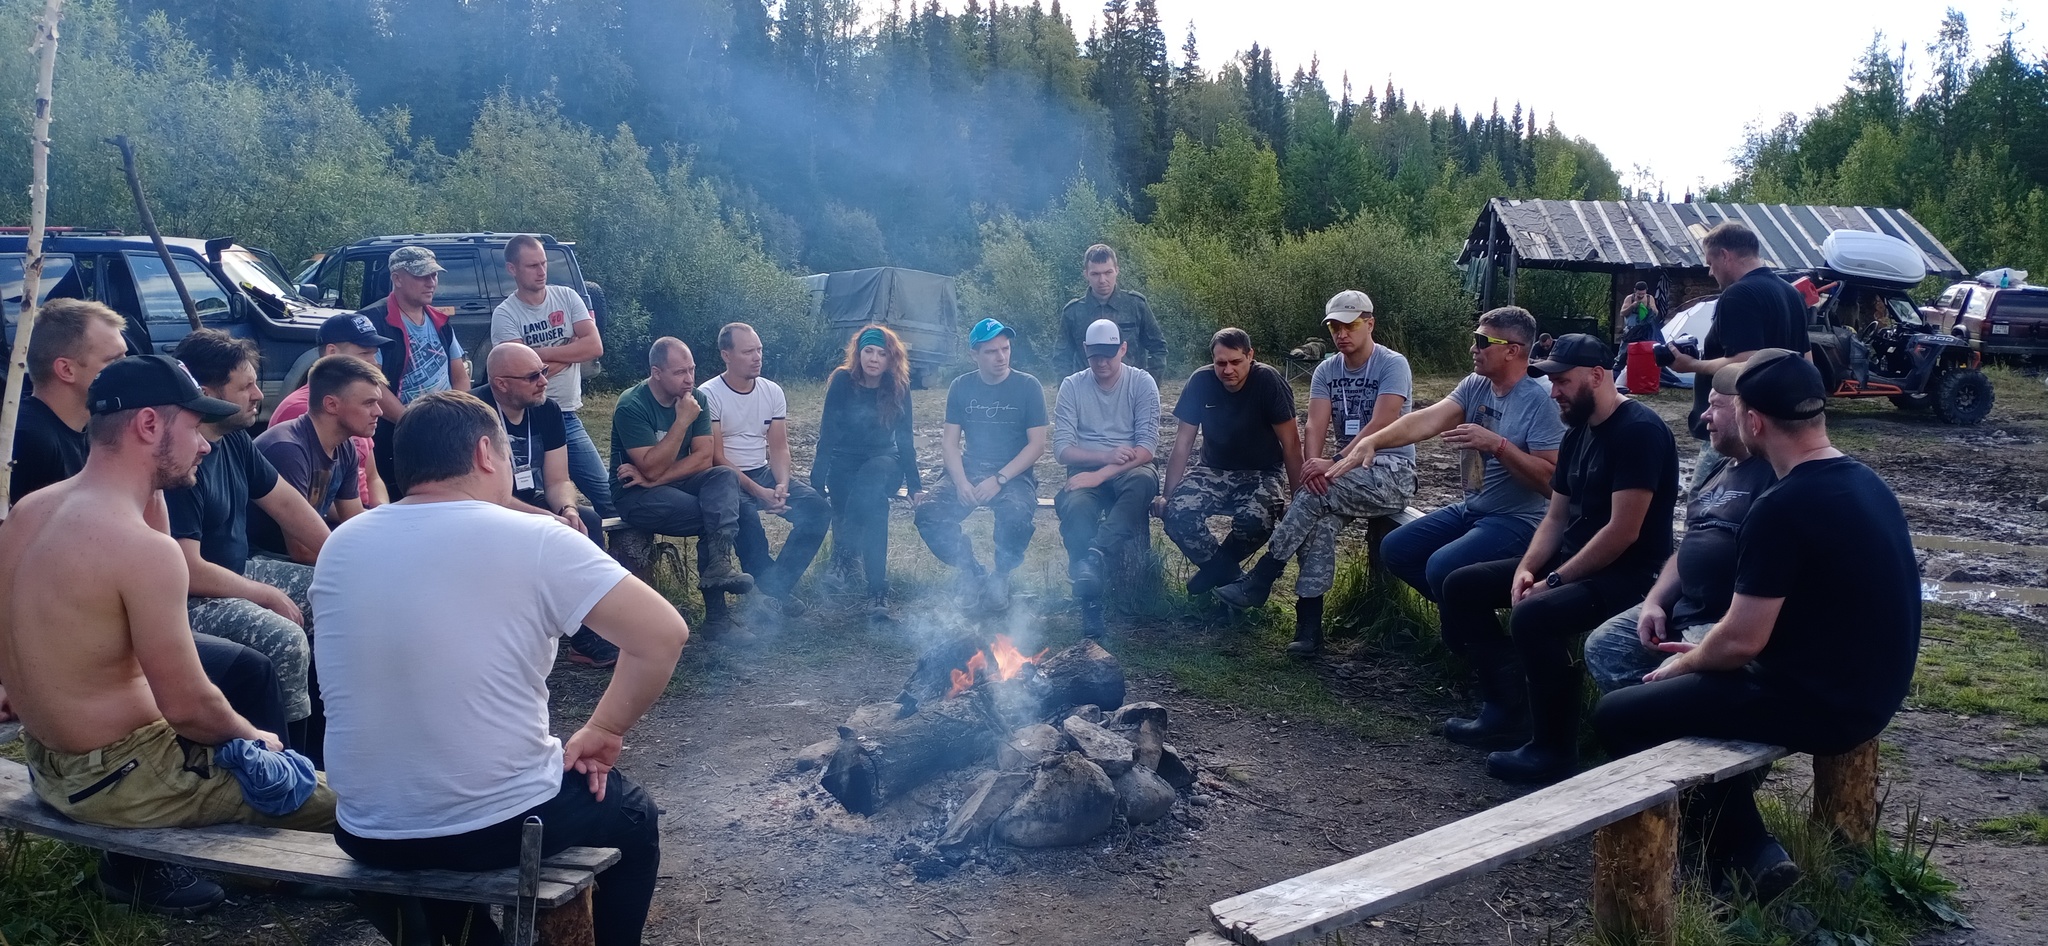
<box><xmin>0</xmin><ymin>758</ymin><xmax>616</xmax><ymax>946</ymax></box>
<box><xmin>1187</xmin><ymin>736</ymin><xmax>1881</xmax><ymax>946</ymax></box>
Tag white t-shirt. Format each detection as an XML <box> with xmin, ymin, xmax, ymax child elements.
<box><xmin>491</xmin><ymin>286</ymin><xmax>594</xmax><ymax>412</ymax></box>
<box><xmin>309</xmin><ymin>500</ymin><xmax>628</xmax><ymax>839</ymax></box>
<box><xmin>699</xmin><ymin>374</ymin><xmax>787</xmax><ymax>472</ymax></box>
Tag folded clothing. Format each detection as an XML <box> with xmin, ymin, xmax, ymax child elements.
<box><xmin>213</xmin><ymin>739</ymin><xmax>319</xmax><ymax>817</ymax></box>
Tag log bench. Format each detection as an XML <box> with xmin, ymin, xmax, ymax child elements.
<box><xmin>1187</xmin><ymin>735</ymin><xmax>1881</xmax><ymax>946</ymax></box>
<box><xmin>0</xmin><ymin>758</ymin><xmax>616</xmax><ymax>946</ymax></box>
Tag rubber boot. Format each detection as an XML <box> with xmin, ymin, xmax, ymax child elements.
<box><xmin>1285</xmin><ymin>595</ymin><xmax>1325</xmax><ymax>657</ymax></box>
<box><xmin>1186</xmin><ymin>537</ymin><xmax>1252</xmax><ymax>596</ymax></box>
<box><xmin>697</xmin><ymin>530</ymin><xmax>756</xmax><ymax>595</ymax></box>
<box><xmin>1443</xmin><ymin>656</ymin><xmax>1531</xmax><ymax>750</ymax></box>
<box><xmin>1485</xmin><ymin>669</ymin><xmax>1582</xmax><ymax>784</ymax></box>
<box><xmin>1213</xmin><ymin>554</ymin><xmax>1283</xmax><ymax>610</ymax></box>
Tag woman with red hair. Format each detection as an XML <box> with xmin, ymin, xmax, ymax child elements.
<box><xmin>814</xmin><ymin>325</ymin><xmax>922</xmax><ymax>623</ymax></box>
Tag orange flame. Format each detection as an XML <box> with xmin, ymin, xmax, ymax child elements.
<box><xmin>945</xmin><ymin>635</ymin><xmax>1048</xmax><ymax>698</ymax></box>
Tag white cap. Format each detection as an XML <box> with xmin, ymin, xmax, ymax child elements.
<box><xmin>1324</xmin><ymin>289</ymin><xmax>1374</xmax><ymax>324</ymax></box>
<box><xmin>1084</xmin><ymin>318</ymin><xmax>1123</xmax><ymax>357</ymax></box>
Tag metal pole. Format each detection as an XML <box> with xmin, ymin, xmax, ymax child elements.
<box><xmin>0</xmin><ymin>0</ymin><xmax>67</xmax><ymax>519</ymax></box>
<box><xmin>107</xmin><ymin>134</ymin><xmax>201</xmax><ymax>331</ymax></box>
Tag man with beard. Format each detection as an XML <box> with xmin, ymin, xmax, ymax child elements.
<box><xmin>251</xmin><ymin>355</ymin><xmax>384</xmax><ymax>558</ymax></box>
<box><xmin>0</xmin><ymin>356</ymin><xmax>336</xmax><ymax>912</ymax></box>
<box><xmin>1436</xmin><ymin>334</ymin><xmax>1678</xmax><ymax>784</ymax></box>
<box><xmin>167</xmin><ymin>331</ymin><xmax>336</xmax><ymax>754</ymax></box>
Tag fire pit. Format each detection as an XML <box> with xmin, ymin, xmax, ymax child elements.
<box><xmin>798</xmin><ymin>635</ymin><xmax>1198</xmax><ymax>850</ymax></box>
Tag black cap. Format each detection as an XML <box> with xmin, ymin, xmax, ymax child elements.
<box><xmin>319</xmin><ymin>313</ymin><xmax>395</xmax><ymax>348</ymax></box>
<box><xmin>1712</xmin><ymin>349</ymin><xmax>1827</xmax><ymax>420</ymax></box>
<box><xmin>88</xmin><ymin>354</ymin><xmax>241</xmax><ymax>421</ymax></box>
<box><xmin>1527</xmin><ymin>333</ymin><xmax>1612</xmax><ymax>377</ymax></box>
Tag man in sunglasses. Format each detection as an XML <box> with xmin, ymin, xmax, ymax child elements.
<box><xmin>1348</xmin><ymin>307</ymin><xmax>1568</xmax><ymax>605</ymax></box>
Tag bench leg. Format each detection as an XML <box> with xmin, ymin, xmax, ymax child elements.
<box><xmin>1593</xmin><ymin>799</ymin><xmax>1678</xmax><ymax>945</ymax></box>
<box><xmin>1812</xmin><ymin>738</ymin><xmax>1879</xmax><ymax>846</ymax></box>
<box><xmin>537</xmin><ymin>888</ymin><xmax>596</xmax><ymax>946</ymax></box>
<box><xmin>608</xmin><ymin>529</ymin><xmax>659</xmax><ymax>585</ymax></box>
<box><xmin>1365</xmin><ymin>516</ymin><xmax>1398</xmax><ymax>586</ymax></box>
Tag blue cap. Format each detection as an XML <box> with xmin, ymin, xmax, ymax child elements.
<box><xmin>969</xmin><ymin>318</ymin><xmax>1015</xmax><ymax>349</ymax></box>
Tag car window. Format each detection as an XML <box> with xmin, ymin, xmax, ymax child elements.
<box><xmin>1964</xmin><ymin>289</ymin><xmax>1992</xmax><ymax>321</ymax></box>
<box><xmin>1991</xmin><ymin>292</ymin><xmax>2048</xmax><ymax>320</ymax></box>
<box><xmin>546</xmin><ymin>247</ymin><xmax>576</xmax><ymax>288</ymax></box>
<box><xmin>431</xmin><ymin>250</ymin><xmax>483</xmax><ymax>302</ymax></box>
<box><xmin>129</xmin><ymin>254</ymin><xmax>233</xmax><ymax>324</ymax></box>
<box><xmin>1938</xmin><ymin>285</ymin><xmax>1967</xmax><ymax>309</ymax></box>
<box><xmin>1887</xmin><ymin>297</ymin><xmax>1920</xmax><ymax>326</ymax></box>
<box><xmin>2</xmin><ymin>254</ymin><xmax>79</xmax><ymax>323</ymax></box>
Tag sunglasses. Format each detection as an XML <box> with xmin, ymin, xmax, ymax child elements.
<box><xmin>511</xmin><ymin>369</ymin><xmax>547</xmax><ymax>384</ymax></box>
<box><xmin>1472</xmin><ymin>332</ymin><xmax>1519</xmax><ymax>349</ymax></box>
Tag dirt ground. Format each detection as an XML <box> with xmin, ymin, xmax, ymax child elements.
<box><xmin>147</xmin><ymin>363</ymin><xmax>2048</xmax><ymax>946</ymax></box>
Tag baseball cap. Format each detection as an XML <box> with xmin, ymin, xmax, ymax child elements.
<box><xmin>1527</xmin><ymin>333</ymin><xmax>1613</xmax><ymax>377</ymax></box>
<box><xmin>968</xmin><ymin>317</ymin><xmax>1015</xmax><ymax>349</ymax></box>
<box><xmin>388</xmin><ymin>245</ymin><xmax>446</xmax><ymax>277</ymax></box>
<box><xmin>1084</xmin><ymin>318</ymin><xmax>1122</xmax><ymax>359</ymax></box>
<box><xmin>87</xmin><ymin>354</ymin><xmax>241</xmax><ymax>421</ymax></box>
<box><xmin>320</xmin><ymin>313</ymin><xmax>395</xmax><ymax>348</ymax></box>
<box><xmin>1324</xmin><ymin>290</ymin><xmax>1375</xmax><ymax>324</ymax></box>
<box><xmin>1712</xmin><ymin>348</ymin><xmax>1827</xmax><ymax>420</ymax></box>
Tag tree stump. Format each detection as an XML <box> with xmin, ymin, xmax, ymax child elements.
<box><xmin>536</xmin><ymin>888</ymin><xmax>595</xmax><ymax>946</ymax></box>
<box><xmin>606</xmin><ymin>527</ymin><xmax>659</xmax><ymax>584</ymax></box>
<box><xmin>1812</xmin><ymin>738</ymin><xmax>1880</xmax><ymax>846</ymax></box>
<box><xmin>1365</xmin><ymin>514</ymin><xmax>1400</xmax><ymax>584</ymax></box>
<box><xmin>1591</xmin><ymin>799</ymin><xmax>1678</xmax><ymax>945</ymax></box>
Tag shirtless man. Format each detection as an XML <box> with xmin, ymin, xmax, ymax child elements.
<box><xmin>0</xmin><ymin>355</ymin><xmax>335</xmax><ymax>837</ymax></box>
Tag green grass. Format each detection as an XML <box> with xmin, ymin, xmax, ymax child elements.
<box><xmin>0</xmin><ymin>830</ymin><xmax>162</xmax><ymax>946</ymax></box>
<box><xmin>1977</xmin><ymin>812</ymin><xmax>2048</xmax><ymax>844</ymax></box>
<box><xmin>1912</xmin><ymin>605</ymin><xmax>2048</xmax><ymax>725</ymax></box>
<box><xmin>1957</xmin><ymin>753</ymin><xmax>2045</xmax><ymax>774</ymax></box>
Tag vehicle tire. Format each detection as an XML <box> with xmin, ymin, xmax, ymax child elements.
<box><xmin>1933</xmin><ymin>368</ymin><xmax>1994</xmax><ymax>426</ymax></box>
<box><xmin>1889</xmin><ymin>393</ymin><xmax>1933</xmax><ymax>411</ymax></box>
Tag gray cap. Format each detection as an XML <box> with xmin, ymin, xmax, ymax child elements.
<box><xmin>388</xmin><ymin>245</ymin><xmax>446</xmax><ymax>277</ymax></box>
<box><xmin>1324</xmin><ymin>290</ymin><xmax>1374</xmax><ymax>324</ymax></box>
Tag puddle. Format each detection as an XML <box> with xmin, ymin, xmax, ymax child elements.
<box><xmin>1912</xmin><ymin>534</ymin><xmax>2048</xmax><ymax>561</ymax></box>
<box><xmin>1921</xmin><ymin>579</ymin><xmax>2048</xmax><ymax>608</ymax></box>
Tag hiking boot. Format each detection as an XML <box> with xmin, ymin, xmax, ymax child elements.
<box><xmin>743</xmin><ymin>594</ymin><xmax>784</xmax><ymax>630</ymax></box>
<box><xmin>566</xmin><ymin>628</ymin><xmax>620</xmax><ymax>669</ymax></box>
<box><xmin>951</xmin><ymin>565</ymin><xmax>986</xmax><ymax>608</ymax></box>
<box><xmin>867</xmin><ymin>594</ymin><xmax>893</xmax><ymax>627</ymax></box>
<box><xmin>1442</xmin><ymin>703</ymin><xmax>1531</xmax><ymax>750</ymax></box>
<box><xmin>980</xmin><ymin>571</ymin><xmax>1012</xmax><ymax>612</ymax></box>
<box><xmin>1722</xmin><ymin>838</ymin><xmax>1802</xmax><ymax>905</ymax></box>
<box><xmin>697</xmin><ymin>531</ymin><xmax>756</xmax><ymax>595</ymax></box>
<box><xmin>96</xmin><ymin>854</ymin><xmax>225</xmax><ymax>918</ymax></box>
<box><xmin>1285</xmin><ymin>595</ymin><xmax>1325</xmax><ymax>657</ymax></box>
<box><xmin>1069</xmin><ymin>547</ymin><xmax>1106</xmax><ymax>600</ymax></box>
<box><xmin>1485</xmin><ymin>742</ymin><xmax>1580</xmax><ymax>785</ymax></box>
<box><xmin>1185</xmin><ymin>555</ymin><xmax>1243</xmax><ymax>596</ymax></box>
<box><xmin>1080</xmin><ymin>599</ymin><xmax>1106</xmax><ymax>639</ymax></box>
<box><xmin>1213</xmin><ymin>554</ymin><xmax>1284</xmax><ymax>610</ymax></box>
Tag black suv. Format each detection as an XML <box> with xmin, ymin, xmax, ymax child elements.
<box><xmin>4</xmin><ymin>228</ymin><xmax>351</xmax><ymax>412</ymax></box>
<box><xmin>295</xmin><ymin>233</ymin><xmax>595</xmax><ymax>355</ymax></box>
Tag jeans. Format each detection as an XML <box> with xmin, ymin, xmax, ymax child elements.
<box><xmin>825</xmin><ymin>455</ymin><xmax>900</xmax><ymax>596</ymax></box>
<box><xmin>1053</xmin><ymin>467</ymin><xmax>1158</xmax><ymax>572</ymax></box>
<box><xmin>614</xmin><ymin>466</ymin><xmax>742</xmax><ymax>538</ymax></box>
<box><xmin>336</xmin><ymin>770</ymin><xmax>661</xmax><ymax>946</ymax></box>
<box><xmin>1380</xmin><ymin>503</ymin><xmax>1538</xmax><ymax>603</ymax></box>
<box><xmin>734</xmin><ymin>466</ymin><xmax>831</xmax><ymax>598</ymax></box>
<box><xmin>561</xmin><ymin>412</ymin><xmax>614</xmax><ymax>518</ymax></box>
<box><xmin>915</xmin><ymin>462</ymin><xmax>1039</xmax><ymax>575</ymax></box>
<box><xmin>1581</xmin><ymin>605</ymin><xmax>1714</xmax><ymax>693</ymax></box>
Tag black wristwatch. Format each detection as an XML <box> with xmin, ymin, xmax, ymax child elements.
<box><xmin>1545</xmin><ymin>571</ymin><xmax>1565</xmax><ymax>589</ymax></box>
<box><xmin>994</xmin><ymin>472</ymin><xmax>1010</xmax><ymax>486</ymax></box>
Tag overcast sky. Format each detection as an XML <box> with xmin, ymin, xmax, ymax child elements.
<box><xmin>955</xmin><ymin>0</ymin><xmax>2038</xmax><ymax>196</ymax></box>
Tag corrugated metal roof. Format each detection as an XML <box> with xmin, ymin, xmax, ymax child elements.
<box><xmin>1458</xmin><ymin>199</ymin><xmax>1968</xmax><ymax>277</ymax></box>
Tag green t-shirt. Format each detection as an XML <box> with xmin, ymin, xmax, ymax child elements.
<box><xmin>609</xmin><ymin>380</ymin><xmax>712</xmax><ymax>493</ymax></box>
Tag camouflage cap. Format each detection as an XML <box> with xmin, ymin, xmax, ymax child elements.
<box><xmin>388</xmin><ymin>245</ymin><xmax>446</xmax><ymax>277</ymax></box>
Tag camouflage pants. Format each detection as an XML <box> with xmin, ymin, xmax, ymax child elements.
<box><xmin>188</xmin><ymin>558</ymin><xmax>313</xmax><ymax>722</ymax></box>
<box><xmin>1162</xmin><ymin>467</ymin><xmax>1286</xmax><ymax>566</ymax></box>
<box><xmin>1266</xmin><ymin>460</ymin><xmax>1417</xmax><ymax>597</ymax></box>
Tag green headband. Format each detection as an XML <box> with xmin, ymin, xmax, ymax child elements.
<box><xmin>858</xmin><ymin>327</ymin><xmax>887</xmax><ymax>350</ymax></box>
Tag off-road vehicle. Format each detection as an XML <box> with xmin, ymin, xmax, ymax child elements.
<box><xmin>1802</xmin><ymin>230</ymin><xmax>1993</xmax><ymax>425</ymax></box>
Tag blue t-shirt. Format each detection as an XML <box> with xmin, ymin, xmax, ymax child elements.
<box><xmin>397</xmin><ymin>314</ymin><xmax>464</xmax><ymax>404</ymax></box>
<box><xmin>1447</xmin><ymin>373</ymin><xmax>1567</xmax><ymax>520</ymax></box>
<box><xmin>1309</xmin><ymin>346</ymin><xmax>1414</xmax><ymax>460</ymax></box>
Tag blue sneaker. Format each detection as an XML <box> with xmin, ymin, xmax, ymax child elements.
<box><xmin>567</xmin><ymin>628</ymin><xmax>619</xmax><ymax>668</ymax></box>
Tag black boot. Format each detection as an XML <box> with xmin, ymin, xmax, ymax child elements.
<box><xmin>1187</xmin><ymin>537</ymin><xmax>1253</xmax><ymax>596</ymax></box>
<box><xmin>1286</xmin><ymin>596</ymin><xmax>1325</xmax><ymax>656</ymax></box>
<box><xmin>1214</xmin><ymin>554</ymin><xmax>1284</xmax><ymax>609</ymax></box>
<box><xmin>1443</xmin><ymin>656</ymin><xmax>1531</xmax><ymax>750</ymax></box>
<box><xmin>1485</xmin><ymin>669</ymin><xmax>1582</xmax><ymax>784</ymax></box>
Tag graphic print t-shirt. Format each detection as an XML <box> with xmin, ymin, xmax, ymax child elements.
<box><xmin>945</xmin><ymin>370</ymin><xmax>1048</xmax><ymax>469</ymax></box>
<box><xmin>398</xmin><ymin>314</ymin><xmax>463</xmax><ymax>404</ymax></box>
<box><xmin>1309</xmin><ymin>347</ymin><xmax>1414</xmax><ymax>460</ymax></box>
<box><xmin>491</xmin><ymin>285</ymin><xmax>593</xmax><ymax>412</ymax></box>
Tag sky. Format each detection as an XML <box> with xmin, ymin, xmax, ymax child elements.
<box><xmin>974</xmin><ymin>0</ymin><xmax>2039</xmax><ymax>196</ymax></box>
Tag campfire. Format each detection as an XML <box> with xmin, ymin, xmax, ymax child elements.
<box><xmin>798</xmin><ymin>636</ymin><xmax>1198</xmax><ymax>851</ymax></box>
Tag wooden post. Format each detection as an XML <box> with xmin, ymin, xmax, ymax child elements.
<box><xmin>106</xmin><ymin>135</ymin><xmax>202</xmax><ymax>331</ymax></box>
<box><xmin>1591</xmin><ymin>799</ymin><xmax>1678</xmax><ymax>945</ymax></box>
<box><xmin>1812</xmin><ymin>738</ymin><xmax>1879</xmax><ymax>846</ymax></box>
<box><xmin>607</xmin><ymin>528</ymin><xmax>658</xmax><ymax>584</ymax></box>
<box><xmin>0</xmin><ymin>0</ymin><xmax>65</xmax><ymax>519</ymax></box>
<box><xmin>1365</xmin><ymin>515</ymin><xmax>1399</xmax><ymax>585</ymax></box>
<box><xmin>536</xmin><ymin>888</ymin><xmax>596</xmax><ymax>946</ymax></box>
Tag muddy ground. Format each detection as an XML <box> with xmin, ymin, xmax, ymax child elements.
<box><xmin>143</xmin><ymin>366</ymin><xmax>2048</xmax><ymax>945</ymax></box>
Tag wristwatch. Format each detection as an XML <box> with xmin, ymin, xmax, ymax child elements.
<box><xmin>1545</xmin><ymin>571</ymin><xmax>1565</xmax><ymax>589</ymax></box>
<box><xmin>994</xmin><ymin>473</ymin><xmax>1010</xmax><ymax>486</ymax></box>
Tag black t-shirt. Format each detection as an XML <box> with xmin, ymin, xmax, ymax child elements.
<box><xmin>1549</xmin><ymin>398</ymin><xmax>1679</xmax><ymax>580</ymax></box>
<box><xmin>944</xmin><ymin>369</ymin><xmax>1048</xmax><ymax>470</ymax></box>
<box><xmin>475</xmin><ymin>386</ymin><xmax>567</xmax><ymax>507</ymax></box>
<box><xmin>167</xmin><ymin>430</ymin><xmax>280</xmax><ymax>576</ymax></box>
<box><xmin>1670</xmin><ymin>455</ymin><xmax>1778</xmax><ymax>628</ymax></box>
<box><xmin>1173</xmin><ymin>362</ymin><xmax>1295</xmax><ymax>472</ymax></box>
<box><xmin>1734</xmin><ymin>456</ymin><xmax>1919</xmax><ymax>724</ymax></box>
<box><xmin>8</xmin><ymin>395</ymin><xmax>88</xmax><ymax>498</ymax></box>
<box><xmin>1691</xmin><ymin>267</ymin><xmax>1811</xmax><ymax>438</ymax></box>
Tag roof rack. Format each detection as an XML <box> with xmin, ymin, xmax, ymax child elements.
<box><xmin>0</xmin><ymin>226</ymin><xmax>126</xmax><ymax>236</ymax></box>
<box><xmin>353</xmin><ymin>232</ymin><xmax>561</xmax><ymax>245</ymax></box>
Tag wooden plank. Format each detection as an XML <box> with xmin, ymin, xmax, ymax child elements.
<box><xmin>0</xmin><ymin>761</ymin><xmax>604</xmax><ymax>907</ymax></box>
<box><xmin>1187</xmin><ymin>935</ymin><xmax>1236</xmax><ymax>946</ymax></box>
<box><xmin>1205</xmin><ymin>738</ymin><xmax>1783</xmax><ymax>946</ymax></box>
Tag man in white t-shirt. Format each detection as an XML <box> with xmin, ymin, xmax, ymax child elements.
<box><xmin>699</xmin><ymin>322</ymin><xmax>830</xmax><ymax>625</ymax></box>
<box><xmin>310</xmin><ymin>390</ymin><xmax>687</xmax><ymax>946</ymax></box>
<box><xmin>491</xmin><ymin>234</ymin><xmax>611</xmax><ymax>517</ymax></box>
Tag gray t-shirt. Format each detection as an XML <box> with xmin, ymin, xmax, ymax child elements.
<box><xmin>1052</xmin><ymin>367</ymin><xmax>1160</xmax><ymax>472</ymax></box>
<box><xmin>1309</xmin><ymin>347</ymin><xmax>1414</xmax><ymax>461</ymax></box>
<box><xmin>491</xmin><ymin>285</ymin><xmax>593</xmax><ymax>412</ymax></box>
<box><xmin>1447</xmin><ymin>373</ymin><xmax>1567</xmax><ymax>520</ymax></box>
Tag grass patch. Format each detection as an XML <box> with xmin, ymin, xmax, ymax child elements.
<box><xmin>1977</xmin><ymin>812</ymin><xmax>2048</xmax><ymax>844</ymax></box>
<box><xmin>1957</xmin><ymin>753</ymin><xmax>2045</xmax><ymax>774</ymax></box>
<box><xmin>1912</xmin><ymin>604</ymin><xmax>2048</xmax><ymax>725</ymax></box>
<box><xmin>0</xmin><ymin>830</ymin><xmax>161</xmax><ymax>946</ymax></box>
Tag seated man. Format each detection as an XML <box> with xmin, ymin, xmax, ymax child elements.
<box><xmin>271</xmin><ymin>313</ymin><xmax>400</xmax><ymax>508</ymax></box>
<box><xmin>252</xmin><ymin>355</ymin><xmax>383</xmax><ymax>557</ymax></box>
<box><xmin>1156</xmin><ymin>327</ymin><xmax>1301</xmax><ymax>596</ymax></box>
<box><xmin>1582</xmin><ymin>383</ymin><xmax>1776</xmax><ymax>693</ymax></box>
<box><xmin>1217</xmin><ymin>291</ymin><xmax>1416</xmax><ymax>656</ymax></box>
<box><xmin>915</xmin><ymin>318</ymin><xmax>1049</xmax><ymax>612</ymax></box>
<box><xmin>167</xmin><ymin>331</ymin><xmax>337</xmax><ymax>754</ymax></box>
<box><xmin>6</xmin><ymin>298</ymin><xmax>127</xmax><ymax>497</ymax></box>
<box><xmin>1595</xmin><ymin>352</ymin><xmax>1919</xmax><ymax>902</ymax></box>
<box><xmin>1436</xmin><ymin>335</ymin><xmax>1678</xmax><ymax>784</ymax></box>
<box><xmin>1052</xmin><ymin>319</ymin><xmax>1161</xmax><ymax>638</ymax></box>
<box><xmin>476</xmin><ymin>342</ymin><xmax>619</xmax><ymax>668</ymax></box>
<box><xmin>313</xmin><ymin>390</ymin><xmax>688</xmax><ymax>946</ymax></box>
<box><xmin>611</xmin><ymin>337</ymin><xmax>755</xmax><ymax>615</ymax></box>
<box><xmin>0</xmin><ymin>356</ymin><xmax>336</xmax><ymax>909</ymax></box>
<box><xmin>1367</xmin><ymin>307</ymin><xmax>1566</xmax><ymax>603</ymax></box>
<box><xmin>701</xmin><ymin>322</ymin><xmax>830</xmax><ymax>624</ymax></box>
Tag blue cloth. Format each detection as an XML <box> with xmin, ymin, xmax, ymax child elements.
<box><xmin>214</xmin><ymin>739</ymin><xmax>319</xmax><ymax>817</ymax></box>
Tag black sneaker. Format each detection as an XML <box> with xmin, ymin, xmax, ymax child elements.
<box><xmin>96</xmin><ymin>854</ymin><xmax>225</xmax><ymax>917</ymax></box>
<box><xmin>566</xmin><ymin>628</ymin><xmax>620</xmax><ymax>668</ymax></box>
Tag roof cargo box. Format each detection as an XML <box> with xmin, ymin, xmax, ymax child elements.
<box><xmin>1820</xmin><ymin>230</ymin><xmax>1927</xmax><ymax>288</ymax></box>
